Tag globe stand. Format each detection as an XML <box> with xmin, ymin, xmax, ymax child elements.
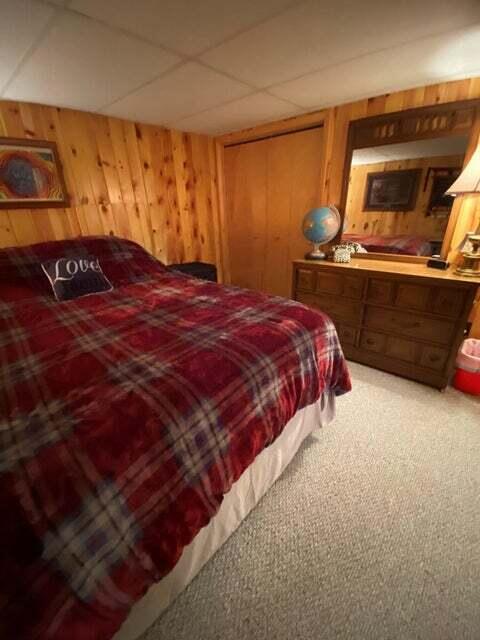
<box><xmin>302</xmin><ymin>205</ymin><xmax>340</xmax><ymax>261</ymax></box>
<box><xmin>305</xmin><ymin>243</ymin><xmax>326</xmax><ymax>260</ymax></box>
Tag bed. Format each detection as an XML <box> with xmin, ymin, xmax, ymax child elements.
<box><xmin>342</xmin><ymin>233</ymin><xmax>432</xmax><ymax>256</ymax></box>
<box><xmin>0</xmin><ymin>236</ymin><xmax>351</xmax><ymax>640</ymax></box>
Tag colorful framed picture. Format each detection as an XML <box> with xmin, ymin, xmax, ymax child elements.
<box><xmin>363</xmin><ymin>169</ymin><xmax>421</xmax><ymax>212</ymax></box>
<box><xmin>0</xmin><ymin>137</ymin><xmax>69</xmax><ymax>209</ymax></box>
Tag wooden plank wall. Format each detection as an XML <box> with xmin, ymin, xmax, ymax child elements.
<box><xmin>220</xmin><ymin>78</ymin><xmax>480</xmax><ymax>261</ymax></box>
<box><xmin>219</xmin><ymin>77</ymin><xmax>480</xmax><ymax>336</ymax></box>
<box><xmin>345</xmin><ymin>154</ymin><xmax>463</xmax><ymax>240</ymax></box>
<box><xmin>0</xmin><ymin>100</ymin><xmax>223</xmax><ymax>275</ymax></box>
<box><xmin>223</xmin><ymin>126</ymin><xmax>324</xmax><ymax>297</ymax></box>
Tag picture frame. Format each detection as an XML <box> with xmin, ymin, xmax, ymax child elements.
<box><xmin>425</xmin><ymin>167</ymin><xmax>460</xmax><ymax>216</ymax></box>
<box><xmin>0</xmin><ymin>137</ymin><xmax>69</xmax><ymax>209</ymax></box>
<box><xmin>363</xmin><ymin>168</ymin><xmax>421</xmax><ymax>212</ymax></box>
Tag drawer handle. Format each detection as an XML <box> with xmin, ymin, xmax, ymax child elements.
<box><xmin>429</xmin><ymin>354</ymin><xmax>440</xmax><ymax>362</ymax></box>
<box><xmin>366</xmin><ymin>339</ymin><xmax>375</xmax><ymax>346</ymax></box>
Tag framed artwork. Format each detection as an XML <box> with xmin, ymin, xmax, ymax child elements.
<box><xmin>0</xmin><ymin>137</ymin><xmax>69</xmax><ymax>209</ymax></box>
<box><xmin>363</xmin><ymin>169</ymin><xmax>421</xmax><ymax>211</ymax></box>
<box><xmin>425</xmin><ymin>167</ymin><xmax>460</xmax><ymax>216</ymax></box>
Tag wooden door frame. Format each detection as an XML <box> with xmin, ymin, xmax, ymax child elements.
<box><xmin>216</xmin><ymin>112</ymin><xmax>329</xmax><ymax>283</ymax></box>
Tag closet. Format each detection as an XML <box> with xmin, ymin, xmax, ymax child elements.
<box><xmin>223</xmin><ymin>126</ymin><xmax>324</xmax><ymax>297</ymax></box>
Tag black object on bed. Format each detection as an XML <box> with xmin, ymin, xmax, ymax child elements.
<box><xmin>169</xmin><ymin>261</ymin><xmax>217</xmax><ymax>282</ymax></box>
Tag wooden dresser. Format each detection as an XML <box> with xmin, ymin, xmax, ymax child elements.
<box><xmin>292</xmin><ymin>258</ymin><xmax>479</xmax><ymax>389</ymax></box>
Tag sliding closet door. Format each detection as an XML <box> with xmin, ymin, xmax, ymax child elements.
<box><xmin>224</xmin><ymin>137</ymin><xmax>269</xmax><ymax>293</ymax></box>
<box><xmin>224</xmin><ymin>126</ymin><xmax>324</xmax><ymax>297</ymax></box>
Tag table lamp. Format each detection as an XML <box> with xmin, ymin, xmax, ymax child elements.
<box><xmin>445</xmin><ymin>145</ymin><xmax>480</xmax><ymax>277</ymax></box>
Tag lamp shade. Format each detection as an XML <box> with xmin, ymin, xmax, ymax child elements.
<box><xmin>445</xmin><ymin>145</ymin><xmax>480</xmax><ymax>196</ymax></box>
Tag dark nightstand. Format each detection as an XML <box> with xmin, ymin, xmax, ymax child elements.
<box><xmin>169</xmin><ymin>262</ymin><xmax>217</xmax><ymax>282</ymax></box>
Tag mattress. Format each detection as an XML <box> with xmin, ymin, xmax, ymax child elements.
<box><xmin>115</xmin><ymin>391</ymin><xmax>336</xmax><ymax>640</ymax></box>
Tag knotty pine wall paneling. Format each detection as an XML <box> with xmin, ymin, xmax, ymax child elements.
<box><xmin>219</xmin><ymin>77</ymin><xmax>480</xmax><ymax>336</ymax></box>
<box><xmin>345</xmin><ymin>154</ymin><xmax>464</xmax><ymax>240</ymax></box>
<box><xmin>0</xmin><ymin>101</ymin><xmax>224</xmax><ymax>278</ymax></box>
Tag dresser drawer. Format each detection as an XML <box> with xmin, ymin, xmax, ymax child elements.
<box><xmin>360</xmin><ymin>330</ymin><xmax>386</xmax><ymax>353</ymax></box>
<box><xmin>366</xmin><ymin>278</ymin><xmax>394</xmax><ymax>305</ymax></box>
<box><xmin>419</xmin><ymin>345</ymin><xmax>449</xmax><ymax>372</ymax></box>
<box><xmin>292</xmin><ymin>259</ymin><xmax>477</xmax><ymax>390</ymax></box>
<box><xmin>343</xmin><ymin>276</ymin><xmax>365</xmax><ymax>299</ymax></box>
<box><xmin>316</xmin><ymin>272</ymin><xmax>343</xmax><ymax>295</ymax></box>
<box><xmin>295</xmin><ymin>268</ymin><xmax>316</xmax><ymax>292</ymax></box>
<box><xmin>385</xmin><ymin>336</ymin><xmax>418</xmax><ymax>364</ymax></box>
<box><xmin>360</xmin><ymin>331</ymin><xmax>420</xmax><ymax>365</ymax></box>
<box><xmin>297</xmin><ymin>292</ymin><xmax>362</xmax><ymax>324</ymax></box>
<box><xmin>315</xmin><ymin>271</ymin><xmax>365</xmax><ymax>299</ymax></box>
<box><xmin>395</xmin><ymin>283</ymin><xmax>430</xmax><ymax>312</ymax></box>
<box><xmin>336</xmin><ymin>324</ymin><xmax>357</xmax><ymax>346</ymax></box>
<box><xmin>364</xmin><ymin>305</ymin><xmax>454</xmax><ymax>345</ymax></box>
<box><xmin>431</xmin><ymin>287</ymin><xmax>467</xmax><ymax>318</ymax></box>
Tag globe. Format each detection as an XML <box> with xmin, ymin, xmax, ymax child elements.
<box><xmin>302</xmin><ymin>205</ymin><xmax>341</xmax><ymax>259</ymax></box>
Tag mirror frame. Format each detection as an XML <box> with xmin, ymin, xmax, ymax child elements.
<box><xmin>339</xmin><ymin>98</ymin><xmax>480</xmax><ymax>263</ymax></box>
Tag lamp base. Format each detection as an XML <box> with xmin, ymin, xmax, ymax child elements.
<box><xmin>456</xmin><ymin>252</ymin><xmax>480</xmax><ymax>278</ymax></box>
<box><xmin>455</xmin><ymin>266</ymin><xmax>480</xmax><ymax>277</ymax></box>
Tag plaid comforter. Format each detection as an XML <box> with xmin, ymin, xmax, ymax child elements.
<box><xmin>0</xmin><ymin>237</ymin><xmax>351</xmax><ymax>639</ymax></box>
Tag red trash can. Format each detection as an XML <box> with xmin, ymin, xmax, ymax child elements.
<box><xmin>453</xmin><ymin>339</ymin><xmax>480</xmax><ymax>396</ymax></box>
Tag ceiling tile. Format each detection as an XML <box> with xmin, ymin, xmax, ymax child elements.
<box><xmin>102</xmin><ymin>62</ymin><xmax>253</xmax><ymax>125</ymax></box>
<box><xmin>269</xmin><ymin>24</ymin><xmax>480</xmax><ymax>109</ymax></box>
<box><xmin>0</xmin><ymin>0</ymin><xmax>55</xmax><ymax>93</ymax></box>
<box><xmin>201</xmin><ymin>0</ymin><xmax>480</xmax><ymax>87</ymax></box>
<box><xmin>4</xmin><ymin>10</ymin><xmax>180</xmax><ymax>110</ymax></box>
<box><xmin>173</xmin><ymin>92</ymin><xmax>302</xmax><ymax>135</ymax></box>
<box><xmin>70</xmin><ymin>0</ymin><xmax>296</xmax><ymax>56</ymax></box>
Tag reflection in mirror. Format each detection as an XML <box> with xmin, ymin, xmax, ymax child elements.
<box><xmin>342</xmin><ymin>135</ymin><xmax>469</xmax><ymax>257</ymax></box>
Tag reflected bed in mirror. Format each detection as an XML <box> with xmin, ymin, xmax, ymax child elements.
<box><xmin>342</xmin><ymin>135</ymin><xmax>469</xmax><ymax>257</ymax></box>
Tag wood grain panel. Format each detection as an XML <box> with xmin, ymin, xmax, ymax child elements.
<box><xmin>395</xmin><ymin>283</ymin><xmax>431</xmax><ymax>312</ymax></box>
<box><xmin>344</xmin><ymin>154</ymin><xmax>463</xmax><ymax>241</ymax></box>
<box><xmin>364</xmin><ymin>305</ymin><xmax>454</xmax><ymax>345</ymax></box>
<box><xmin>0</xmin><ymin>100</ymin><xmax>222</xmax><ymax>274</ymax></box>
<box><xmin>292</xmin><ymin>259</ymin><xmax>478</xmax><ymax>388</ymax></box>
<box><xmin>223</xmin><ymin>138</ymin><xmax>268</xmax><ymax>292</ymax></box>
<box><xmin>419</xmin><ymin>344</ymin><xmax>449</xmax><ymax>371</ymax></box>
<box><xmin>219</xmin><ymin>77</ymin><xmax>480</xmax><ymax>267</ymax></box>
<box><xmin>219</xmin><ymin>77</ymin><xmax>480</xmax><ymax>337</ymax></box>
<box><xmin>224</xmin><ymin>126</ymin><xmax>323</xmax><ymax>297</ymax></box>
<box><xmin>295</xmin><ymin>268</ymin><xmax>316</xmax><ymax>292</ymax></box>
<box><xmin>296</xmin><ymin>291</ymin><xmax>362</xmax><ymax>324</ymax></box>
<box><xmin>471</xmin><ymin>293</ymin><xmax>480</xmax><ymax>339</ymax></box>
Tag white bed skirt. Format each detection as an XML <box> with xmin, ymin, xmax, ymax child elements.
<box><xmin>115</xmin><ymin>391</ymin><xmax>336</xmax><ymax>640</ymax></box>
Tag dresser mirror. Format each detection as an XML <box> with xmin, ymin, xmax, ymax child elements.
<box><xmin>340</xmin><ymin>99</ymin><xmax>480</xmax><ymax>261</ymax></box>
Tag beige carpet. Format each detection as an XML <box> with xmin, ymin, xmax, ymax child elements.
<box><xmin>142</xmin><ymin>362</ymin><xmax>480</xmax><ymax>640</ymax></box>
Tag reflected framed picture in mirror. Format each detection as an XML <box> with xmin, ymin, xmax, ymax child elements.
<box><xmin>363</xmin><ymin>169</ymin><xmax>421</xmax><ymax>211</ymax></box>
<box><xmin>340</xmin><ymin>99</ymin><xmax>480</xmax><ymax>260</ymax></box>
<box><xmin>426</xmin><ymin>168</ymin><xmax>461</xmax><ymax>216</ymax></box>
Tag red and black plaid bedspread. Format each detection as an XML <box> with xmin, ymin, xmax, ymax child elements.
<box><xmin>0</xmin><ymin>237</ymin><xmax>351</xmax><ymax>639</ymax></box>
<box><xmin>343</xmin><ymin>233</ymin><xmax>431</xmax><ymax>256</ymax></box>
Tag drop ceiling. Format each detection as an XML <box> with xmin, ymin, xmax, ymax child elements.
<box><xmin>351</xmin><ymin>136</ymin><xmax>470</xmax><ymax>166</ymax></box>
<box><xmin>1</xmin><ymin>0</ymin><xmax>479</xmax><ymax>136</ymax></box>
